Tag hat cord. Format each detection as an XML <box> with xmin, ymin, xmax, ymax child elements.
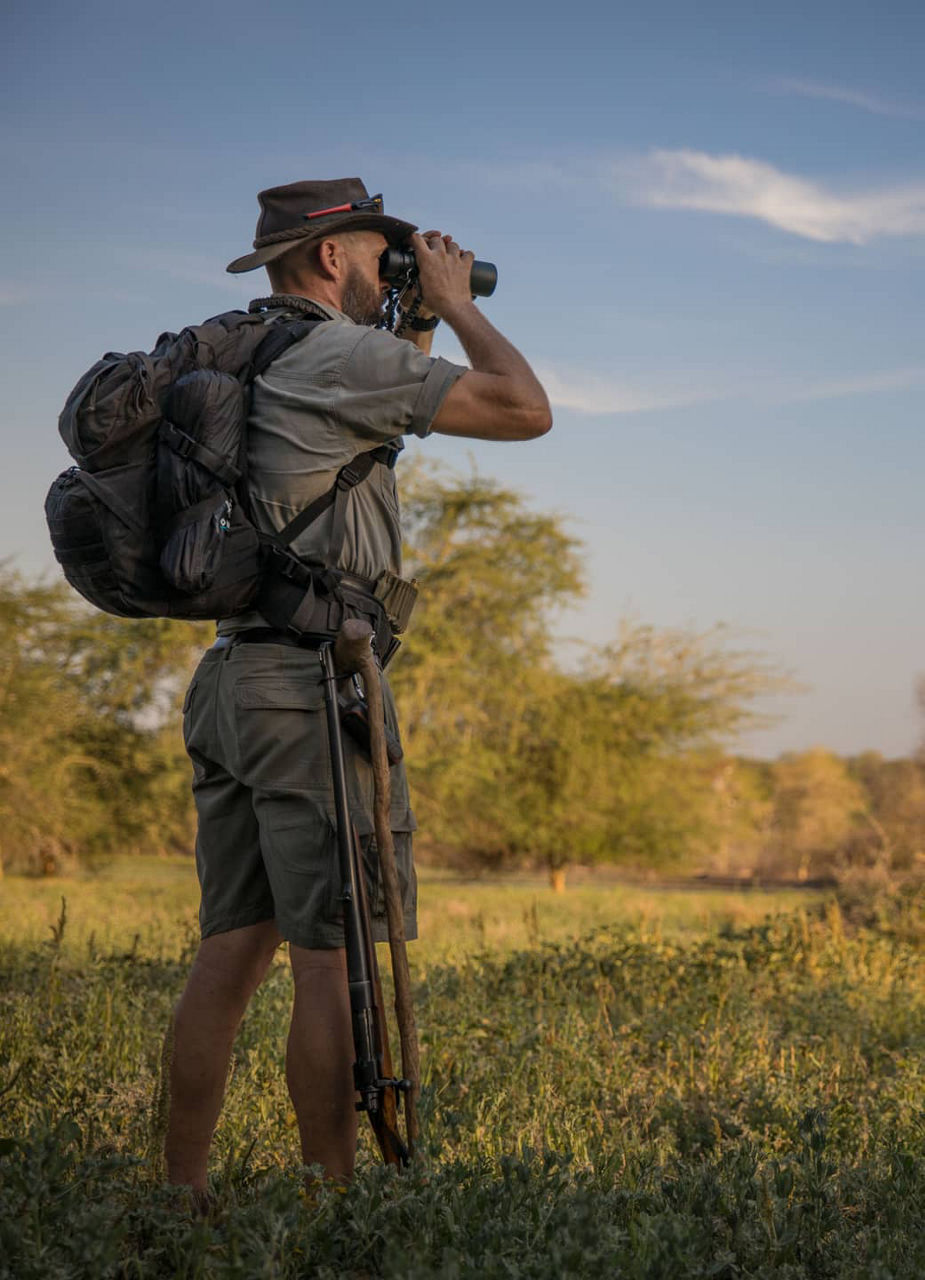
<box><xmin>253</xmin><ymin>224</ymin><xmax>322</xmax><ymax>249</ymax></box>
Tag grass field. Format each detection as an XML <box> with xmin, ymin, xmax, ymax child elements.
<box><xmin>1</xmin><ymin>858</ymin><xmax>923</xmax><ymax>1278</ymax></box>
<box><xmin>0</xmin><ymin>856</ymin><xmax>819</xmax><ymax>962</ymax></box>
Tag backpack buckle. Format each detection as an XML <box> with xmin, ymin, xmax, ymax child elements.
<box><xmin>371</xmin><ymin>442</ymin><xmax>401</xmax><ymax>469</ymax></box>
<box><xmin>265</xmin><ymin>544</ymin><xmax>302</xmax><ymax>583</ymax></box>
<box><xmin>161</xmin><ymin>421</ymin><xmax>196</xmax><ymax>459</ymax></box>
<box><xmin>336</xmin><ymin>464</ymin><xmax>362</xmax><ymax>490</ymax></box>
<box><xmin>278</xmin><ymin>555</ymin><xmax>303</xmax><ymax>583</ymax></box>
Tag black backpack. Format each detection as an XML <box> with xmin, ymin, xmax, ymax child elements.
<box><xmin>45</xmin><ymin>309</ymin><xmax>400</xmax><ymax>641</ymax></box>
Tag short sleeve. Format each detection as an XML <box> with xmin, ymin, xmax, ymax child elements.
<box><xmin>334</xmin><ymin>329</ymin><xmax>468</xmax><ymax>440</ymax></box>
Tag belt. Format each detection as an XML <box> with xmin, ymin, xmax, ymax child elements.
<box><xmin>211</xmin><ymin>627</ymin><xmax>333</xmax><ymax>652</ymax></box>
<box><xmin>337</xmin><ymin>571</ymin><xmax>380</xmax><ymax>598</ymax></box>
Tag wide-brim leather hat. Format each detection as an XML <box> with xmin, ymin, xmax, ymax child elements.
<box><xmin>226</xmin><ymin>178</ymin><xmax>417</xmax><ymax>274</ymax></box>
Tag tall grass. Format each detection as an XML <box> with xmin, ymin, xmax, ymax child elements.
<box><xmin>1</xmin><ymin>862</ymin><xmax>922</xmax><ymax>1278</ymax></box>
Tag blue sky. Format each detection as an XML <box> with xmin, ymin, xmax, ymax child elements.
<box><xmin>2</xmin><ymin>0</ymin><xmax>922</xmax><ymax>757</ymax></box>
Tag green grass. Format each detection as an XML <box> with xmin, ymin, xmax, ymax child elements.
<box><xmin>1</xmin><ymin>859</ymin><xmax>923</xmax><ymax>1278</ymax></box>
<box><xmin>0</xmin><ymin>856</ymin><xmax>818</xmax><ymax>961</ymax></box>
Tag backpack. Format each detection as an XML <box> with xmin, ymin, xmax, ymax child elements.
<box><xmin>44</xmin><ymin>309</ymin><xmax>405</xmax><ymax>646</ymax></box>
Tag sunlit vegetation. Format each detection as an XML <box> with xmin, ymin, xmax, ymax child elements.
<box><xmin>1</xmin><ymin>871</ymin><xmax>922</xmax><ymax>1277</ymax></box>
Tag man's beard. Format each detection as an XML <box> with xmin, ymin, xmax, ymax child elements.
<box><xmin>340</xmin><ymin>266</ymin><xmax>383</xmax><ymax>327</ymax></box>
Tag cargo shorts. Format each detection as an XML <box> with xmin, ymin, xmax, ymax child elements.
<box><xmin>182</xmin><ymin>639</ymin><xmax>417</xmax><ymax>949</ymax></box>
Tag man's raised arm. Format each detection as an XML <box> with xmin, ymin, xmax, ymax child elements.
<box><xmin>412</xmin><ymin>232</ymin><xmax>552</xmax><ymax>442</ymax></box>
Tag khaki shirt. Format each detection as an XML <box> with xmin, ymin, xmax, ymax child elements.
<box><xmin>219</xmin><ymin>298</ymin><xmax>467</xmax><ymax>634</ymax></box>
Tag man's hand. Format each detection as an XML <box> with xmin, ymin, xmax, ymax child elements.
<box><xmin>412</xmin><ymin>231</ymin><xmax>476</xmax><ymax>320</ymax></box>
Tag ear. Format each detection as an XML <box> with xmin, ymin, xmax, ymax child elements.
<box><xmin>316</xmin><ymin>237</ymin><xmax>348</xmax><ymax>282</ymax></box>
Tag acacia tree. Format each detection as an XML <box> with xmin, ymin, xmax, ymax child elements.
<box><xmin>392</xmin><ymin>463</ymin><xmax>584</xmax><ymax>867</ymax></box>
<box><xmin>0</xmin><ymin>573</ymin><xmax>97</xmax><ymax>874</ymax></box>
<box><xmin>0</xmin><ymin>568</ymin><xmax>208</xmax><ymax>874</ymax></box>
<box><xmin>393</xmin><ymin>466</ymin><xmax>787</xmax><ymax>885</ymax></box>
<box><xmin>509</xmin><ymin>624</ymin><xmax>786</xmax><ymax>886</ymax></box>
<box><xmin>761</xmin><ymin>748</ymin><xmax>869</xmax><ymax>881</ymax></box>
<box><xmin>849</xmin><ymin>752</ymin><xmax>925</xmax><ymax>871</ymax></box>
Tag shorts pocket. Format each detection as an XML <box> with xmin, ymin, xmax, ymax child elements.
<box><xmin>262</xmin><ymin>795</ymin><xmax>343</xmax><ymax>927</ymax></box>
<box><xmin>233</xmin><ymin>674</ymin><xmax>330</xmax><ymax>790</ymax></box>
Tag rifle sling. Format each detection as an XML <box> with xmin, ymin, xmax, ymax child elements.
<box><xmin>273</xmin><ymin>444</ymin><xmax>398</xmax><ymax>559</ymax></box>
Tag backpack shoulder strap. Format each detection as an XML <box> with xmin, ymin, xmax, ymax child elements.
<box><xmin>249</xmin><ymin>316</ymin><xmax>322</xmax><ymax>380</ymax></box>
<box><xmin>232</xmin><ymin>315</ymin><xmax>324</xmax><ymax>518</ymax></box>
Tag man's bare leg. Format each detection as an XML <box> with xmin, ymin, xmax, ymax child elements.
<box><xmin>165</xmin><ymin>920</ymin><xmax>281</xmax><ymax>1191</ymax></box>
<box><xmin>287</xmin><ymin>946</ymin><xmax>357</xmax><ymax>1182</ymax></box>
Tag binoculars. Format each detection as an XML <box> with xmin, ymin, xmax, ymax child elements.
<box><xmin>379</xmin><ymin>246</ymin><xmax>498</xmax><ymax>298</ymax></box>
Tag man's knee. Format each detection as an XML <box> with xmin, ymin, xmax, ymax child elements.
<box><xmin>290</xmin><ymin>945</ymin><xmax>347</xmax><ymax>984</ymax></box>
<box><xmin>189</xmin><ymin>920</ymin><xmax>283</xmax><ymax>998</ymax></box>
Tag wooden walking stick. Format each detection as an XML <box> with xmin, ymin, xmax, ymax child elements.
<box><xmin>332</xmin><ymin>619</ymin><xmax>421</xmax><ymax>1155</ymax></box>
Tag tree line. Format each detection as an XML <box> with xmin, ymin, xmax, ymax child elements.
<box><xmin>2</xmin><ymin>465</ymin><xmax>922</xmax><ymax>886</ymax></box>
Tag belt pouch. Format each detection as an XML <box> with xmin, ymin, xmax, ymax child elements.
<box><xmin>373</xmin><ymin>570</ymin><xmax>418</xmax><ymax>633</ymax></box>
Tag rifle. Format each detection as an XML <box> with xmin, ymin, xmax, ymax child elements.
<box><xmin>319</xmin><ymin>621</ymin><xmax>420</xmax><ymax>1166</ymax></box>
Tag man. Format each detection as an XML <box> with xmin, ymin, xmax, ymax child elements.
<box><xmin>165</xmin><ymin>179</ymin><xmax>550</xmax><ymax>1191</ymax></box>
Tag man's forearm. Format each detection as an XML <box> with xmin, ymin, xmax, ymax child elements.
<box><xmin>441</xmin><ymin>300</ymin><xmax>540</xmax><ymax>385</ymax></box>
<box><xmin>428</xmin><ymin>301</ymin><xmax>552</xmax><ymax>440</ymax></box>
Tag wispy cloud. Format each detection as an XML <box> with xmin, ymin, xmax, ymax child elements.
<box><xmin>616</xmin><ymin>150</ymin><xmax>925</xmax><ymax>244</ymax></box>
<box><xmin>539</xmin><ymin>362</ymin><xmax>925</xmax><ymax>416</ymax></box>
<box><xmin>782</xmin><ymin>366</ymin><xmax>925</xmax><ymax>403</ymax></box>
<box><xmin>536</xmin><ymin>365</ymin><xmax>723</xmax><ymax>415</ymax></box>
<box><xmin>774</xmin><ymin>77</ymin><xmax>925</xmax><ymax>121</ymax></box>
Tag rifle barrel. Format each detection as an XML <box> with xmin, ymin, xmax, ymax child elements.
<box><xmin>319</xmin><ymin>642</ymin><xmax>409</xmax><ymax>1165</ymax></box>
